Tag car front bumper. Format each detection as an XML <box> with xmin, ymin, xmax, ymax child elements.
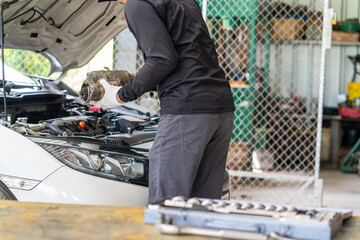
<box><xmin>10</xmin><ymin>165</ymin><xmax>149</xmax><ymax>207</ymax></box>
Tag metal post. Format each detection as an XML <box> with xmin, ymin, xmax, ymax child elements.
<box><xmin>264</xmin><ymin>23</ymin><xmax>270</xmax><ymax>89</ymax></box>
<box><xmin>248</xmin><ymin>0</ymin><xmax>258</xmax><ymax>161</ymax></box>
<box><xmin>314</xmin><ymin>179</ymin><xmax>324</xmax><ymax>207</ymax></box>
<box><xmin>315</xmin><ymin>0</ymin><xmax>329</xmax><ymax>179</ymax></box>
<box><xmin>313</xmin><ymin>0</ymin><xmax>329</xmax><ymax>206</ymax></box>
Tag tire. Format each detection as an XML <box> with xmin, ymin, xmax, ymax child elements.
<box><xmin>0</xmin><ymin>181</ymin><xmax>17</xmax><ymax>200</ymax></box>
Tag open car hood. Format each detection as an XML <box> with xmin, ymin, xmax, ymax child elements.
<box><xmin>2</xmin><ymin>0</ymin><xmax>127</xmax><ymax>74</ymax></box>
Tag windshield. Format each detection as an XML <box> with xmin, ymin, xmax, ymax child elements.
<box><xmin>0</xmin><ymin>62</ymin><xmax>37</xmax><ymax>85</ymax></box>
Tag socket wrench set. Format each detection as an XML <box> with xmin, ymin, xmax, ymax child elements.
<box><xmin>145</xmin><ymin>196</ymin><xmax>352</xmax><ymax>240</ymax></box>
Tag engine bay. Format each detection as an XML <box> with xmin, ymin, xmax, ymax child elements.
<box><xmin>9</xmin><ymin>104</ymin><xmax>158</xmax><ymax>139</ymax></box>
<box><xmin>3</xmin><ymin>100</ymin><xmax>158</xmax><ymax>186</ymax></box>
<box><xmin>1</xmin><ymin>75</ymin><xmax>159</xmax><ymax>186</ymax></box>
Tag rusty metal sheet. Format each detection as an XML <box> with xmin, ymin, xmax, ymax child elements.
<box><xmin>0</xmin><ymin>200</ymin><xmax>216</xmax><ymax>240</ymax></box>
<box><xmin>334</xmin><ymin>216</ymin><xmax>360</xmax><ymax>240</ymax></box>
<box><xmin>0</xmin><ymin>200</ymin><xmax>358</xmax><ymax>240</ymax></box>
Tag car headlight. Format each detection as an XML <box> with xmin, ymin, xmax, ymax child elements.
<box><xmin>37</xmin><ymin>143</ymin><xmax>147</xmax><ymax>182</ymax></box>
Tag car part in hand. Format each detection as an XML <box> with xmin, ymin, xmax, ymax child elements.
<box><xmin>145</xmin><ymin>196</ymin><xmax>353</xmax><ymax>240</ymax></box>
<box><xmin>79</xmin><ymin>69</ymin><xmax>130</xmax><ymax>103</ymax></box>
<box><xmin>89</xmin><ymin>79</ymin><xmax>123</xmax><ymax>109</ymax></box>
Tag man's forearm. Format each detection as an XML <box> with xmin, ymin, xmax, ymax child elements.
<box><xmin>118</xmin><ymin>0</ymin><xmax>178</xmax><ymax>102</ymax></box>
<box><xmin>117</xmin><ymin>57</ymin><xmax>177</xmax><ymax>102</ymax></box>
<box><xmin>116</xmin><ymin>93</ymin><xmax>125</xmax><ymax>103</ymax></box>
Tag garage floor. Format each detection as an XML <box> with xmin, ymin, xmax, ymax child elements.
<box><xmin>231</xmin><ymin>168</ymin><xmax>360</xmax><ymax>216</ymax></box>
<box><xmin>321</xmin><ymin>168</ymin><xmax>360</xmax><ymax>216</ymax></box>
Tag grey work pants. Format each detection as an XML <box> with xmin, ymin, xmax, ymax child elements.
<box><xmin>148</xmin><ymin>112</ymin><xmax>234</xmax><ymax>204</ymax></box>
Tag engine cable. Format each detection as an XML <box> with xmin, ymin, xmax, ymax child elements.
<box><xmin>5</xmin><ymin>8</ymin><xmax>55</xmax><ymax>25</ymax></box>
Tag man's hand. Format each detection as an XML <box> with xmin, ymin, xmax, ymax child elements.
<box><xmin>129</xmin><ymin>72</ymin><xmax>136</xmax><ymax>78</ymax></box>
<box><xmin>91</xmin><ymin>79</ymin><xmax>125</xmax><ymax>109</ymax></box>
<box><xmin>115</xmin><ymin>72</ymin><xmax>135</xmax><ymax>103</ymax></box>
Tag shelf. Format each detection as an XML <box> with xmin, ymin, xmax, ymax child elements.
<box><xmin>331</xmin><ymin>41</ymin><xmax>360</xmax><ymax>46</ymax></box>
<box><xmin>260</xmin><ymin>39</ymin><xmax>322</xmax><ymax>45</ymax></box>
<box><xmin>265</xmin><ymin>40</ymin><xmax>360</xmax><ymax>46</ymax></box>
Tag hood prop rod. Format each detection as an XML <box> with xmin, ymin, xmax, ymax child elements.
<box><xmin>0</xmin><ymin>0</ymin><xmax>18</xmax><ymax>124</ymax></box>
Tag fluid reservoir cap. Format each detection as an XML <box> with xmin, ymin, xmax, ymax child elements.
<box><xmin>79</xmin><ymin>121</ymin><xmax>86</xmax><ymax>129</ymax></box>
<box><xmin>89</xmin><ymin>107</ymin><xmax>102</xmax><ymax>112</ymax></box>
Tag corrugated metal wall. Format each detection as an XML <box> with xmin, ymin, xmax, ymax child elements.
<box><xmin>325</xmin><ymin>0</ymin><xmax>360</xmax><ymax>107</ymax></box>
<box><xmin>253</xmin><ymin>0</ymin><xmax>323</xmax><ymax>102</ymax></box>
<box><xmin>266</xmin><ymin>43</ymin><xmax>321</xmax><ymax>100</ymax></box>
<box><xmin>253</xmin><ymin>0</ymin><xmax>360</xmax><ymax>108</ymax></box>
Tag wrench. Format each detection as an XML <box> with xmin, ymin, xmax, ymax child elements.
<box><xmin>157</xmin><ymin>224</ymin><xmax>296</xmax><ymax>240</ymax></box>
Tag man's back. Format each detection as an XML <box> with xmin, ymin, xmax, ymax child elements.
<box><xmin>118</xmin><ymin>0</ymin><xmax>235</xmax><ymax>114</ymax></box>
<box><xmin>115</xmin><ymin>0</ymin><xmax>235</xmax><ymax>205</ymax></box>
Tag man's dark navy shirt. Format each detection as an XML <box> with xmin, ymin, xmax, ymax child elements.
<box><xmin>117</xmin><ymin>0</ymin><xmax>235</xmax><ymax>114</ymax></box>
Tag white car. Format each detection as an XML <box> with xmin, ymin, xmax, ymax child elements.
<box><xmin>0</xmin><ymin>120</ymin><xmax>152</xmax><ymax>206</ymax></box>
<box><xmin>0</xmin><ymin>0</ymin><xmax>230</xmax><ymax>206</ymax></box>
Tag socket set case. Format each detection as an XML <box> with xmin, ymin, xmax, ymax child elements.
<box><xmin>144</xmin><ymin>196</ymin><xmax>352</xmax><ymax>240</ymax></box>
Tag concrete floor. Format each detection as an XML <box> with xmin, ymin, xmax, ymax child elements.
<box><xmin>230</xmin><ymin>168</ymin><xmax>360</xmax><ymax>216</ymax></box>
<box><xmin>320</xmin><ymin>168</ymin><xmax>360</xmax><ymax>216</ymax></box>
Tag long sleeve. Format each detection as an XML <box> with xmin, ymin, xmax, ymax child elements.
<box><xmin>117</xmin><ymin>0</ymin><xmax>178</xmax><ymax>102</ymax></box>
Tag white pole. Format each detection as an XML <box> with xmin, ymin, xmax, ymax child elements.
<box><xmin>202</xmin><ymin>0</ymin><xmax>208</xmax><ymax>22</ymax></box>
<box><xmin>314</xmin><ymin>0</ymin><xmax>329</xmax><ymax>206</ymax></box>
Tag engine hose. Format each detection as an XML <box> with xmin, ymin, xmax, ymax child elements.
<box><xmin>29</xmin><ymin>122</ymin><xmax>46</xmax><ymax>131</ymax></box>
<box><xmin>26</xmin><ymin>128</ymin><xmax>49</xmax><ymax>136</ymax></box>
<box><xmin>44</xmin><ymin>123</ymin><xmax>68</xmax><ymax>136</ymax></box>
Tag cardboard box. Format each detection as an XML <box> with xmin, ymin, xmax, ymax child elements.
<box><xmin>234</xmin><ymin>24</ymin><xmax>266</xmax><ymax>70</ymax></box>
<box><xmin>332</xmin><ymin>30</ymin><xmax>359</xmax><ymax>42</ymax></box>
<box><xmin>271</xmin><ymin>18</ymin><xmax>305</xmax><ymax>40</ymax></box>
<box><xmin>306</xmin><ymin>24</ymin><xmax>322</xmax><ymax>41</ymax></box>
<box><xmin>227</xmin><ymin>141</ymin><xmax>250</xmax><ymax>171</ymax></box>
<box><xmin>236</xmin><ymin>24</ymin><xmax>250</xmax><ymax>70</ymax></box>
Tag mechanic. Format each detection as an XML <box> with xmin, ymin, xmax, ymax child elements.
<box><xmin>96</xmin><ymin>0</ymin><xmax>235</xmax><ymax>204</ymax></box>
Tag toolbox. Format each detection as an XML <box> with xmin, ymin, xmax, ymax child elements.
<box><xmin>145</xmin><ymin>196</ymin><xmax>352</xmax><ymax>240</ymax></box>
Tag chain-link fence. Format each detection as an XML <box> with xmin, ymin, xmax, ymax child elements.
<box><xmin>200</xmin><ymin>0</ymin><xmax>325</xmax><ymax>206</ymax></box>
<box><xmin>3</xmin><ymin>41</ymin><xmax>114</xmax><ymax>93</ymax></box>
<box><xmin>114</xmin><ymin>0</ymin><xmax>326</xmax><ymax>206</ymax></box>
<box><xmin>3</xmin><ymin>49</ymin><xmax>51</xmax><ymax>77</ymax></box>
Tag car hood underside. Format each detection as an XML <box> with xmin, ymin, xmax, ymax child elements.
<box><xmin>2</xmin><ymin>0</ymin><xmax>127</xmax><ymax>74</ymax></box>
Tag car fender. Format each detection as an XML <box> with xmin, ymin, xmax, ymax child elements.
<box><xmin>11</xmin><ymin>165</ymin><xmax>149</xmax><ymax>206</ymax></box>
<box><xmin>0</xmin><ymin>125</ymin><xmax>63</xmax><ymax>180</ymax></box>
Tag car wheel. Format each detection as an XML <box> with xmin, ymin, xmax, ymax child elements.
<box><xmin>0</xmin><ymin>181</ymin><xmax>17</xmax><ymax>200</ymax></box>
